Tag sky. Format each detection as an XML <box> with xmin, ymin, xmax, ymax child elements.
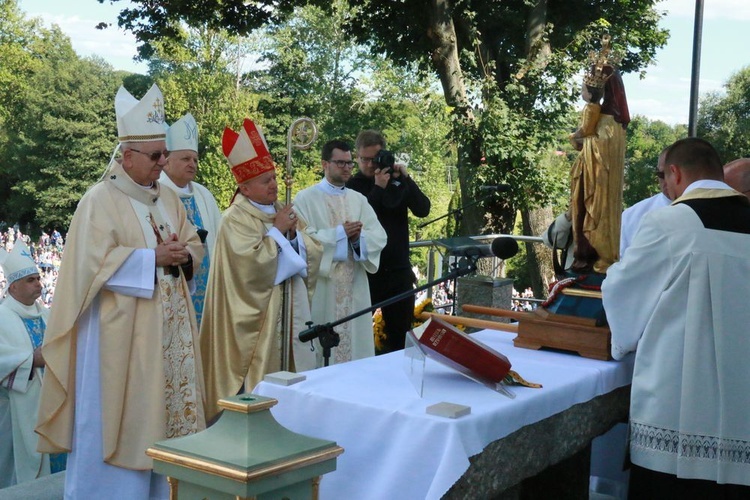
<box><xmin>17</xmin><ymin>0</ymin><xmax>750</xmax><ymax>126</ymax></box>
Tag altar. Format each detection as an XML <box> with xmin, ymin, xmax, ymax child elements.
<box><xmin>254</xmin><ymin>329</ymin><xmax>634</xmax><ymax>499</ymax></box>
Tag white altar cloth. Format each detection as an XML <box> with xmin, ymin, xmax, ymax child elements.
<box><xmin>253</xmin><ymin>329</ymin><xmax>634</xmax><ymax>499</ymax></box>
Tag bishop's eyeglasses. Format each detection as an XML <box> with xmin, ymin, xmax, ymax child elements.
<box><xmin>131</xmin><ymin>148</ymin><xmax>170</xmax><ymax>162</ymax></box>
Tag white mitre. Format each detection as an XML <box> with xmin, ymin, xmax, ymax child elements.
<box><xmin>165</xmin><ymin>113</ymin><xmax>199</xmax><ymax>152</ymax></box>
<box><xmin>0</xmin><ymin>239</ymin><xmax>38</xmax><ymax>285</ymax></box>
<box><xmin>115</xmin><ymin>84</ymin><xmax>167</xmax><ymax>143</ymax></box>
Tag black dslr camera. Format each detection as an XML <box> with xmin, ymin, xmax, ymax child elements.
<box><xmin>373</xmin><ymin>149</ymin><xmax>396</xmax><ymax>174</ymax></box>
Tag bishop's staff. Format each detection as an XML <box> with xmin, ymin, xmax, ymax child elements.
<box><xmin>281</xmin><ymin>117</ymin><xmax>318</xmax><ymax>371</ymax></box>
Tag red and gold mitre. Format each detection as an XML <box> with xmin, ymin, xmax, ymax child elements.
<box><xmin>222</xmin><ymin>119</ymin><xmax>275</xmax><ymax>184</ymax></box>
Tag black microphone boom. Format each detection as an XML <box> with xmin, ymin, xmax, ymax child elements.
<box><xmin>479</xmin><ymin>184</ymin><xmax>511</xmax><ymax>192</ymax></box>
<box><xmin>446</xmin><ymin>237</ymin><xmax>519</xmax><ymax>260</ymax></box>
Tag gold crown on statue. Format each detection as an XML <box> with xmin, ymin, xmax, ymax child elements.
<box><xmin>583</xmin><ymin>35</ymin><xmax>623</xmax><ymax>89</ymax></box>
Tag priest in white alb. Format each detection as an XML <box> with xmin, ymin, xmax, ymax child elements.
<box><xmin>35</xmin><ymin>84</ymin><xmax>206</xmax><ymax>499</ymax></box>
<box><xmin>0</xmin><ymin>241</ymin><xmax>54</xmax><ymax>486</ymax></box>
<box><xmin>294</xmin><ymin>139</ymin><xmax>387</xmax><ymax>365</ymax></box>
<box><xmin>160</xmin><ymin>112</ymin><xmax>222</xmax><ymax>325</ymax></box>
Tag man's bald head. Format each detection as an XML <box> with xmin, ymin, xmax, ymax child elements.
<box><xmin>723</xmin><ymin>158</ymin><xmax>750</xmax><ymax>198</ymax></box>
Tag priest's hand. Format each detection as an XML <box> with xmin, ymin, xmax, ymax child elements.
<box><xmin>274</xmin><ymin>204</ymin><xmax>298</xmax><ymax>236</ymax></box>
<box><xmin>344</xmin><ymin>220</ymin><xmax>363</xmax><ymax>242</ymax></box>
<box><xmin>33</xmin><ymin>346</ymin><xmax>45</xmax><ymax>368</ymax></box>
<box><xmin>155</xmin><ymin>233</ymin><xmax>190</xmax><ymax>267</ymax></box>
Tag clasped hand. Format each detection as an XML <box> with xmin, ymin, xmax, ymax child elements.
<box><xmin>155</xmin><ymin>233</ymin><xmax>190</xmax><ymax>267</ymax></box>
<box><xmin>344</xmin><ymin>221</ymin><xmax>362</xmax><ymax>242</ymax></box>
<box><xmin>273</xmin><ymin>204</ymin><xmax>298</xmax><ymax>239</ymax></box>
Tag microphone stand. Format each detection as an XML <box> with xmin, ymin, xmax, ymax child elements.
<box><xmin>418</xmin><ymin>193</ymin><xmax>496</xmax><ymax>229</ymax></box>
<box><xmin>299</xmin><ymin>255</ymin><xmax>480</xmax><ymax>367</ymax></box>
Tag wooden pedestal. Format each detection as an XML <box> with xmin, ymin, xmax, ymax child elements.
<box><xmin>460</xmin><ymin>304</ymin><xmax>612</xmax><ymax>361</ymax></box>
<box><xmin>513</xmin><ymin>315</ymin><xmax>611</xmax><ymax>361</ymax></box>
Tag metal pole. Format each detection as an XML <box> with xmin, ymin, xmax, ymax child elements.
<box><xmin>688</xmin><ymin>0</ymin><xmax>704</xmax><ymax>136</ymax></box>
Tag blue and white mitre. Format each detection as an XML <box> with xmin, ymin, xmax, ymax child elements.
<box><xmin>0</xmin><ymin>239</ymin><xmax>38</xmax><ymax>285</ymax></box>
<box><xmin>166</xmin><ymin>113</ymin><xmax>199</xmax><ymax>153</ymax></box>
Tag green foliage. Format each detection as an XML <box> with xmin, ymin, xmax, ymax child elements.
<box><xmin>0</xmin><ymin>4</ymin><xmax>120</xmax><ymax>229</ymax></box>
<box><xmin>147</xmin><ymin>25</ymin><xmax>260</xmax><ymax>208</ymax></box>
<box><xmin>623</xmin><ymin>115</ymin><xmax>687</xmax><ymax>206</ymax></box>
<box><xmin>697</xmin><ymin>66</ymin><xmax>750</xmax><ymax>164</ymax></box>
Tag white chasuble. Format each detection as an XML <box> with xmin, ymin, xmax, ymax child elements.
<box><xmin>293</xmin><ymin>181</ymin><xmax>387</xmax><ymax>366</ymax></box>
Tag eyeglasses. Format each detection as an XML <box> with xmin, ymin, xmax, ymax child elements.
<box><xmin>358</xmin><ymin>156</ymin><xmax>375</xmax><ymax>164</ymax></box>
<box><xmin>131</xmin><ymin>148</ymin><xmax>170</xmax><ymax>162</ymax></box>
<box><xmin>656</xmin><ymin>171</ymin><xmax>665</xmax><ymax>179</ymax></box>
<box><xmin>328</xmin><ymin>160</ymin><xmax>355</xmax><ymax>169</ymax></box>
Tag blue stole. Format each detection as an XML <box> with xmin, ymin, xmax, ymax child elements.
<box><xmin>21</xmin><ymin>315</ymin><xmax>67</xmax><ymax>472</ymax></box>
<box><xmin>180</xmin><ymin>195</ymin><xmax>210</xmax><ymax>326</ymax></box>
<box><xmin>21</xmin><ymin>317</ymin><xmax>45</xmax><ymax>350</ymax></box>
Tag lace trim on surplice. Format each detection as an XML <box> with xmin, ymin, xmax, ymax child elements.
<box><xmin>631</xmin><ymin>421</ymin><xmax>750</xmax><ymax>464</ymax></box>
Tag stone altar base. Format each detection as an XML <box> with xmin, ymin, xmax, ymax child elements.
<box><xmin>444</xmin><ymin>385</ymin><xmax>630</xmax><ymax>499</ymax></box>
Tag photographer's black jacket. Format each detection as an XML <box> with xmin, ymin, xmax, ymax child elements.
<box><xmin>346</xmin><ymin>172</ymin><xmax>431</xmax><ymax>273</ymax></box>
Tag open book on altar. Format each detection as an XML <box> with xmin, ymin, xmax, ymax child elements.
<box><xmin>409</xmin><ymin>317</ymin><xmax>518</xmax><ymax>398</ymax></box>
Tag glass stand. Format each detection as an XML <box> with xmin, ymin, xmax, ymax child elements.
<box><xmin>403</xmin><ymin>330</ymin><xmax>515</xmax><ymax>399</ymax></box>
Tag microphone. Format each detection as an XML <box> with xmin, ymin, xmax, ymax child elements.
<box><xmin>491</xmin><ymin>236</ymin><xmax>520</xmax><ymax>259</ymax></box>
<box><xmin>479</xmin><ymin>184</ymin><xmax>511</xmax><ymax>192</ymax></box>
<box><xmin>447</xmin><ymin>245</ymin><xmax>495</xmax><ymax>258</ymax></box>
<box><xmin>446</xmin><ymin>237</ymin><xmax>519</xmax><ymax>259</ymax></box>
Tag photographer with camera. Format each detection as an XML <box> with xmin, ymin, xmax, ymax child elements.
<box><xmin>347</xmin><ymin>130</ymin><xmax>431</xmax><ymax>353</ymax></box>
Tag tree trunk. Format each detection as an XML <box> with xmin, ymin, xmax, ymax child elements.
<box><xmin>521</xmin><ymin>207</ymin><xmax>555</xmax><ymax>299</ymax></box>
<box><xmin>516</xmin><ymin>0</ymin><xmax>554</xmax><ymax>301</ymax></box>
<box><xmin>426</xmin><ymin>0</ymin><xmax>483</xmax><ymax>236</ymax></box>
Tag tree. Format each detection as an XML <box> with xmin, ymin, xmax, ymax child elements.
<box><xmin>103</xmin><ymin>1</ymin><xmax>668</xmax><ymax>232</ymax></box>
<box><xmin>624</xmin><ymin>115</ymin><xmax>686</xmax><ymax>207</ymax></box>
<box><xmin>0</xmin><ymin>2</ymin><xmax>121</xmax><ymax>229</ymax></box>
<box><xmin>698</xmin><ymin>66</ymin><xmax>750</xmax><ymax>164</ymax></box>
<box><xmin>147</xmin><ymin>25</ymin><xmax>260</xmax><ymax>208</ymax></box>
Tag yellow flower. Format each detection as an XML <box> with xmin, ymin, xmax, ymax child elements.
<box><xmin>373</xmin><ymin>298</ymin><xmax>441</xmax><ymax>350</ymax></box>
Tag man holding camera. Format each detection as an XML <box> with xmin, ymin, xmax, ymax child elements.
<box><xmin>347</xmin><ymin>130</ymin><xmax>431</xmax><ymax>353</ymax></box>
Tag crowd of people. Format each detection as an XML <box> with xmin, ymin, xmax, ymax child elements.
<box><xmin>0</xmin><ymin>226</ymin><xmax>64</xmax><ymax>307</ymax></box>
<box><xmin>511</xmin><ymin>287</ymin><xmax>537</xmax><ymax>312</ymax></box>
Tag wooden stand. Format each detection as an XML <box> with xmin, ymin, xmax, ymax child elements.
<box><xmin>461</xmin><ymin>304</ymin><xmax>612</xmax><ymax>361</ymax></box>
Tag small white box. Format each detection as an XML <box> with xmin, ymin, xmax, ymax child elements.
<box><xmin>426</xmin><ymin>402</ymin><xmax>471</xmax><ymax>419</ymax></box>
<box><xmin>264</xmin><ymin>371</ymin><xmax>307</xmax><ymax>386</ymax></box>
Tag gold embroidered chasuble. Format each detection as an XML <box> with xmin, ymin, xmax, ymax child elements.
<box><xmin>36</xmin><ymin>161</ymin><xmax>205</xmax><ymax>469</ymax></box>
<box><xmin>200</xmin><ymin>197</ymin><xmax>322</xmax><ymax>421</ymax></box>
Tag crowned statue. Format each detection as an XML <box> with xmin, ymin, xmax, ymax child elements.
<box><xmin>569</xmin><ymin>34</ymin><xmax>630</xmax><ymax>275</ymax></box>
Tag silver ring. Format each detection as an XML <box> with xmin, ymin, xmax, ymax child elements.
<box><xmin>289</xmin><ymin>212</ymin><xmax>296</xmax><ymax>220</ymax></box>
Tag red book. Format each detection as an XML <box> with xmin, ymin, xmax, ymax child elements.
<box><xmin>411</xmin><ymin>317</ymin><xmax>512</xmax><ymax>388</ymax></box>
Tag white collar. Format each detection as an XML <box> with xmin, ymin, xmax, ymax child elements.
<box><xmin>1</xmin><ymin>294</ymin><xmax>45</xmax><ymax>319</ymax></box>
<box><xmin>315</xmin><ymin>178</ymin><xmax>346</xmax><ymax>196</ymax></box>
<box><xmin>683</xmin><ymin>179</ymin><xmax>733</xmax><ymax>195</ymax></box>
<box><xmin>248</xmin><ymin>199</ymin><xmax>277</xmax><ymax>215</ymax></box>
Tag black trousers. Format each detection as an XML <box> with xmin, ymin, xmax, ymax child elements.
<box><xmin>629</xmin><ymin>464</ymin><xmax>750</xmax><ymax>500</ymax></box>
<box><xmin>369</xmin><ymin>268</ymin><xmax>416</xmax><ymax>353</ymax></box>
